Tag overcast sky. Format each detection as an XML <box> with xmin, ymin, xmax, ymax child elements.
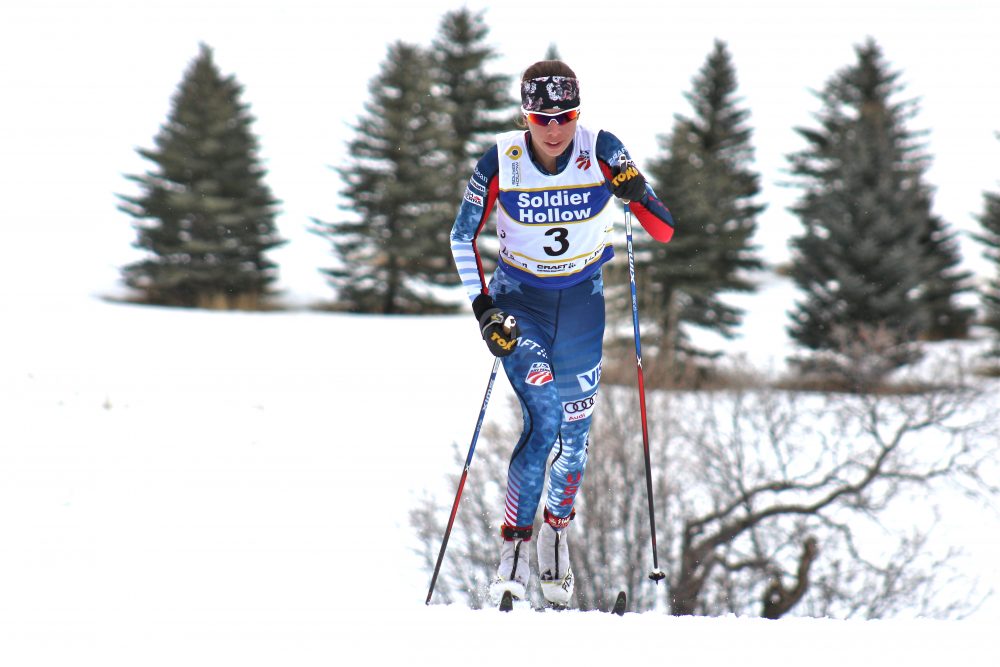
<box><xmin>3</xmin><ymin>0</ymin><xmax>999</xmax><ymax>302</ymax></box>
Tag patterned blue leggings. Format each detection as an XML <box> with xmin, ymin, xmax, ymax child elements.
<box><xmin>490</xmin><ymin>269</ymin><xmax>605</xmax><ymax>531</ymax></box>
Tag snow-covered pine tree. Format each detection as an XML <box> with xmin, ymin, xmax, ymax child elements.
<box><xmin>786</xmin><ymin>39</ymin><xmax>970</xmax><ymax>383</ymax></box>
<box><xmin>313</xmin><ymin>41</ymin><xmax>456</xmax><ymax>314</ymax></box>
<box><xmin>639</xmin><ymin>40</ymin><xmax>764</xmax><ymax>375</ymax></box>
<box><xmin>430</xmin><ymin>8</ymin><xmax>514</xmax><ymax>280</ymax></box>
<box><xmin>974</xmin><ymin>161</ymin><xmax>1000</xmax><ymax>358</ymax></box>
<box><xmin>431</xmin><ymin>8</ymin><xmax>514</xmax><ymax>176</ymax></box>
<box><xmin>918</xmin><ymin>209</ymin><xmax>974</xmax><ymax>341</ymax></box>
<box><xmin>118</xmin><ymin>44</ymin><xmax>284</xmax><ymax>309</ymax></box>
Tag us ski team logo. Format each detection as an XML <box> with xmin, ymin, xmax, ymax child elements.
<box><xmin>526</xmin><ymin>362</ymin><xmax>554</xmax><ymax>386</ymax></box>
<box><xmin>464</xmin><ymin>188</ymin><xmax>484</xmax><ymax>207</ymax></box>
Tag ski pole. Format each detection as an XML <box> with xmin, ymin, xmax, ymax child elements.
<box><xmin>620</xmin><ymin>163</ymin><xmax>667</xmax><ymax>583</ymax></box>
<box><xmin>425</xmin><ymin>356</ymin><xmax>502</xmax><ymax>604</ymax></box>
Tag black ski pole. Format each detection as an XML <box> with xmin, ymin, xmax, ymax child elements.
<box><xmin>621</xmin><ymin>168</ymin><xmax>667</xmax><ymax>583</ymax></box>
<box><xmin>425</xmin><ymin>356</ymin><xmax>502</xmax><ymax>604</ymax></box>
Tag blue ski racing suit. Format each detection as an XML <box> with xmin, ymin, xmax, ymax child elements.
<box><xmin>450</xmin><ymin>125</ymin><xmax>674</xmax><ymax>539</ymax></box>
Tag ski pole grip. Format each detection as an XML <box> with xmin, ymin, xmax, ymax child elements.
<box><xmin>617</xmin><ymin>153</ymin><xmax>631</xmax><ymax>204</ymax></box>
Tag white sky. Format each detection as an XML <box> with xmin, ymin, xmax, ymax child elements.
<box><xmin>3</xmin><ymin>0</ymin><xmax>999</xmax><ymax>303</ymax></box>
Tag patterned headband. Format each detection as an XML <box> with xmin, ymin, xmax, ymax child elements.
<box><xmin>520</xmin><ymin>76</ymin><xmax>581</xmax><ymax>111</ymax></box>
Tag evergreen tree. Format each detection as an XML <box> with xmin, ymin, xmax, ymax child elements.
<box><xmin>430</xmin><ymin>8</ymin><xmax>515</xmax><ymax>278</ymax></box>
<box><xmin>118</xmin><ymin>44</ymin><xmax>283</xmax><ymax>310</ymax></box>
<box><xmin>786</xmin><ymin>39</ymin><xmax>969</xmax><ymax>381</ymax></box>
<box><xmin>919</xmin><ymin>209</ymin><xmax>974</xmax><ymax>340</ymax></box>
<box><xmin>641</xmin><ymin>40</ymin><xmax>764</xmax><ymax>369</ymax></box>
<box><xmin>974</xmin><ymin>161</ymin><xmax>1000</xmax><ymax>357</ymax></box>
<box><xmin>313</xmin><ymin>41</ymin><xmax>455</xmax><ymax>314</ymax></box>
<box><xmin>431</xmin><ymin>8</ymin><xmax>515</xmax><ymax>175</ymax></box>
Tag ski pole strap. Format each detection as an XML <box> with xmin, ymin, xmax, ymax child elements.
<box><xmin>500</xmin><ymin>523</ymin><xmax>533</xmax><ymax>541</ymax></box>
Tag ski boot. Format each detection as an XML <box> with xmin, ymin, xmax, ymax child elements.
<box><xmin>489</xmin><ymin>524</ymin><xmax>532</xmax><ymax>607</ymax></box>
<box><xmin>537</xmin><ymin>508</ymin><xmax>574</xmax><ymax>608</ymax></box>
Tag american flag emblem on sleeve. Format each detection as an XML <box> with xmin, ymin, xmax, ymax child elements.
<box><xmin>526</xmin><ymin>362</ymin><xmax>554</xmax><ymax>386</ymax></box>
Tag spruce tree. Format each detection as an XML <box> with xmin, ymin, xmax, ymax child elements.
<box><xmin>919</xmin><ymin>210</ymin><xmax>974</xmax><ymax>340</ymax></box>
<box><xmin>119</xmin><ymin>44</ymin><xmax>283</xmax><ymax>309</ymax></box>
<box><xmin>974</xmin><ymin>165</ymin><xmax>1000</xmax><ymax>357</ymax></box>
<box><xmin>313</xmin><ymin>41</ymin><xmax>455</xmax><ymax>314</ymax></box>
<box><xmin>787</xmin><ymin>39</ymin><xmax>924</xmax><ymax>367</ymax></box>
<box><xmin>431</xmin><ymin>8</ymin><xmax>514</xmax><ymax>175</ymax></box>
<box><xmin>786</xmin><ymin>39</ymin><xmax>970</xmax><ymax>381</ymax></box>
<box><xmin>641</xmin><ymin>40</ymin><xmax>764</xmax><ymax>369</ymax></box>
<box><xmin>430</xmin><ymin>9</ymin><xmax>515</xmax><ymax>278</ymax></box>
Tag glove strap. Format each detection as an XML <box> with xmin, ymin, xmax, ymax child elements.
<box><xmin>472</xmin><ymin>293</ymin><xmax>494</xmax><ymax>321</ymax></box>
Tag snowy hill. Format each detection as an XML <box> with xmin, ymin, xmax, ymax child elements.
<box><xmin>2</xmin><ymin>284</ymin><xmax>999</xmax><ymax>666</ymax></box>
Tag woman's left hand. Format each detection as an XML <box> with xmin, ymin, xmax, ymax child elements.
<box><xmin>609</xmin><ymin>159</ymin><xmax>647</xmax><ymax>202</ymax></box>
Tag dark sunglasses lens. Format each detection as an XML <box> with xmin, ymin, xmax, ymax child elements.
<box><xmin>558</xmin><ymin>109</ymin><xmax>580</xmax><ymax>124</ymax></box>
<box><xmin>526</xmin><ymin>109</ymin><xmax>580</xmax><ymax>126</ymax></box>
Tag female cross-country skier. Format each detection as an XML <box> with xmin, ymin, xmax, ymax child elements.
<box><xmin>449</xmin><ymin>60</ymin><xmax>675</xmax><ymax>607</ymax></box>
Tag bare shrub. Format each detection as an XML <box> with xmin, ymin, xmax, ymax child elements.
<box><xmin>786</xmin><ymin>323</ymin><xmax>923</xmax><ymax>393</ymax></box>
<box><xmin>414</xmin><ymin>370</ymin><xmax>997</xmax><ymax>617</ymax></box>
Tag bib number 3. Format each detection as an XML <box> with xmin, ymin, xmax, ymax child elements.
<box><xmin>543</xmin><ymin>227</ymin><xmax>569</xmax><ymax>256</ymax></box>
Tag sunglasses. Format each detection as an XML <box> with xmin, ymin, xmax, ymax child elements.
<box><xmin>521</xmin><ymin>107</ymin><xmax>582</xmax><ymax>126</ymax></box>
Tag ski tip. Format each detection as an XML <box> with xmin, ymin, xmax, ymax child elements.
<box><xmin>612</xmin><ymin>591</ymin><xmax>627</xmax><ymax>616</ymax></box>
<box><xmin>499</xmin><ymin>590</ymin><xmax>514</xmax><ymax>612</ymax></box>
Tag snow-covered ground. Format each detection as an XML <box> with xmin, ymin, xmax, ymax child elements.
<box><xmin>2</xmin><ymin>272</ymin><xmax>999</xmax><ymax>666</ymax></box>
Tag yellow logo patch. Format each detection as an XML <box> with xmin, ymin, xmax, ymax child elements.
<box><xmin>612</xmin><ymin>165</ymin><xmax>639</xmax><ymax>187</ymax></box>
<box><xmin>490</xmin><ymin>332</ymin><xmax>517</xmax><ymax>350</ymax></box>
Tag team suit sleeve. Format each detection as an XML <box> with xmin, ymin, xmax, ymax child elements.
<box><xmin>450</xmin><ymin>145</ymin><xmax>501</xmax><ymax>302</ymax></box>
<box><xmin>596</xmin><ymin>129</ymin><xmax>675</xmax><ymax>243</ymax></box>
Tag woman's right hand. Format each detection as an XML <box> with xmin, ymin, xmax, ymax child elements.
<box><xmin>473</xmin><ymin>294</ymin><xmax>520</xmax><ymax>357</ymax></box>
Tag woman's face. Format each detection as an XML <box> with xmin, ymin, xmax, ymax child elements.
<box><xmin>525</xmin><ymin>108</ymin><xmax>578</xmax><ymax>168</ymax></box>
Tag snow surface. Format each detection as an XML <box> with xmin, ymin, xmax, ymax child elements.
<box><xmin>2</xmin><ymin>276</ymin><xmax>999</xmax><ymax>666</ymax></box>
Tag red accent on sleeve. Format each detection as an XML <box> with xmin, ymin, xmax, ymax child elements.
<box><xmin>599</xmin><ymin>161</ymin><xmax>674</xmax><ymax>243</ymax></box>
<box><xmin>630</xmin><ymin>200</ymin><xmax>674</xmax><ymax>243</ymax></box>
<box><xmin>599</xmin><ymin>160</ymin><xmax>614</xmax><ymax>182</ymax></box>
<box><xmin>473</xmin><ymin>176</ymin><xmax>501</xmax><ymax>295</ymax></box>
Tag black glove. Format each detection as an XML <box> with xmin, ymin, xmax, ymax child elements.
<box><xmin>609</xmin><ymin>158</ymin><xmax>647</xmax><ymax>202</ymax></box>
<box><xmin>472</xmin><ymin>293</ymin><xmax>519</xmax><ymax>357</ymax></box>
